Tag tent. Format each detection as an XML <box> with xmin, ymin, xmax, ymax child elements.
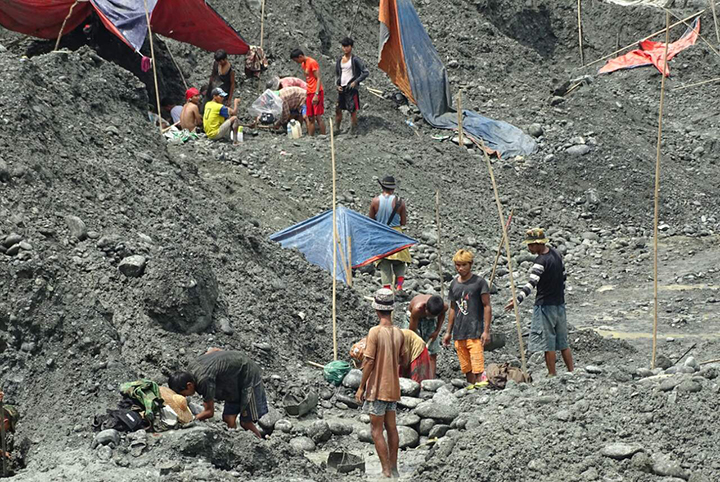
<box><xmin>599</xmin><ymin>18</ymin><xmax>699</xmax><ymax>77</ymax></box>
<box><xmin>0</xmin><ymin>0</ymin><xmax>249</xmax><ymax>54</ymax></box>
<box><xmin>378</xmin><ymin>0</ymin><xmax>537</xmax><ymax>158</ymax></box>
<box><xmin>269</xmin><ymin>205</ymin><xmax>418</xmax><ymax>284</ymax></box>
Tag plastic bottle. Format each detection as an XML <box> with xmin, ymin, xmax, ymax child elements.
<box><xmin>405</xmin><ymin>120</ymin><xmax>415</xmax><ymax>128</ymax></box>
<box><xmin>237</xmin><ymin>126</ymin><xmax>244</xmax><ymax>143</ymax></box>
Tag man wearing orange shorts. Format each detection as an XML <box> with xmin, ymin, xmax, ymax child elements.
<box><xmin>291</xmin><ymin>49</ymin><xmax>326</xmax><ymax>136</ymax></box>
<box><xmin>443</xmin><ymin>249</ymin><xmax>492</xmax><ymax>389</ymax></box>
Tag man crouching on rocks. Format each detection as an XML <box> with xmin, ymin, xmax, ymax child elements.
<box><xmin>505</xmin><ymin>228</ymin><xmax>574</xmax><ymax>376</ymax></box>
<box><xmin>356</xmin><ymin>288</ymin><xmax>407</xmax><ymax>478</ymax></box>
<box><xmin>169</xmin><ymin>348</ymin><xmax>268</xmax><ymax>439</ymax></box>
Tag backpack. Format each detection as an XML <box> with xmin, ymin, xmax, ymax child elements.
<box><xmin>93</xmin><ymin>409</ymin><xmax>144</xmax><ymax>432</ymax></box>
<box><xmin>486</xmin><ymin>363</ymin><xmax>532</xmax><ymax>390</ymax></box>
<box><xmin>119</xmin><ymin>380</ymin><xmax>164</xmax><ymax>428</ymax></box>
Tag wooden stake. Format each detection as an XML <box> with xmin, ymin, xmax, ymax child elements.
<box><xmin>54</xmin><ymin>0</ymin><xmax>81</xmax><ymax>52</ymax></box>
<box><xmin>0</xmin><ymin>400</ymin><xmax>6</xmax><ymax>478</ymax></box>
<box><xmin>577</xmin><ymin>0</ymin><xmax>585</xmax><ymax>66</ymax></box>
<box><xmin>488</xmin><ymin>209</ymin><xmax>514</xmax><ymax>287</ymax></box>
<box><xmin>675</xmin><ymin>76</ymin><xmax>720</xmax><ymax>91</ymax></box>
<box><xmin>435</xmin><ymin>190</ymin><xmax>443</xmax><ymax>298</ymax></box>
<box><xmin>584</xmin><ymin>9</ymin><xmax>705</xmax><ymax>69</ymax></box>
<box><xmin>306</xmin><ymin>361</ymin><xmax>325</xmax><ymax>369</ymax></box>
<box><xmin>260</xmin><ymin>0</ymin><xmax>267</xmax><ymax>51</ymax></box>
<box><xmin>651</xmin><ymin>12</ymin><xmax>671</xmax><ymax>370</ymax></box>
<box><xmin>143</xmin><ymin>0</ymin><xmax>163</xmax><ymax>135</ymax></box>
<box><xmin>456</xmin><ymin>91</ymin><xmax>464</xmax><ymax>147</ymax></box>
<box><xmin>330</xmin><ymin>118</ymin><xmax>338</xmax><ymax>361</ymax></box>
<box><xmin>347</xmin><ymin>236</ymin><xmax>353</xmax><ymax>288</ymax></box>
<box><xmin>711</xmin><ymin>0</ymin><xmax>720</xmax><ymax>43</ymax></box>
<box><xmin>476</xmin><ymin>139</ymin><xmax>527</xmax><ymax>374</ymax></box>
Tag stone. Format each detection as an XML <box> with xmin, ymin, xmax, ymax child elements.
<box><xmin>421</xmin><ymin>379</ymin><xmax>445</xmax><ymax>392</ymax></box>
<box><xmin>655</xmin><ymin>354</ymin><xmax>673</xmax><ymax>370</ymax></box>
<box><xmin>659</xmin><ymin>378</ymin><xmax>680</xmax><ymax>392</ymax></box>
<box><xmin>275</xmin><ymin>419</ymin><xmax>293</xmax><ymax>433</ymax></box>
<box><xmin>342</xmin><ymin>369</ymin><xmax>363</xmax><ymax>389</ymax></box>
<box><xmin>258</xmin><ymin>406</ymin><xmax>281</xmax><ymax>431</ymax></box>
<box><xmin>428</xmin><ymin>424</ymin><xmax>450</xmax><ymax>439</ymax></box>
<box><xmin>397</xmin><ymin>413</ymin><xmax>421</xmax><ymax>427</ymax></box>
<box><xmin>419</xmin><ymin>418</ymin><xmax>435</xmax><ymax>436</ymax></box>
<box><xmin>96</xmin><ymin>445</ymin><xmax>113</xmax><ymax>460</ymax></box>
<box><xmin>119</xmin><ymin>255</ymin><xmax>146</xmax><ymax>278</ymax></box>
<box><xmin>18</xmin><ymin>241</ymin><xmax>32</xmax><ymax>251</ymax></box>
<box><xmin>567</xmin><ymin>145</ymin><xmax>591</xmax><ymax>156</ymax></box>
<box><xmin>306</xmin><ymin>420</ymin><xmax>331</xmax><ymax>443</ymax></box>
<box><xmin>635</xmin><ymin>368</ymin><xmax>653</xmax><ymax>378</ymax></box>
<box><xmin>450</xmin><ymin>378</ymin><xmax>466</xmax><ymax>388</ymax></box>
<box><xmin>398</xmin><ymin>396</ymin><xmax>422</xmax><ymax>409</ymax></box>
<box><xmin>397</xmin><ymin>426</ymin><xmax>419</xmax><ymax>449</ymax></box>
<box><xmin>328</xmin><ymin>420</ymin><xmax>353</xmax><ymax>436</ymax></box>
<box><xmin>684</xmin><ymin>356</ymin><xmax>698</xmax><ymax>368</ymax></box>
<box><xmin>585</xmin><ymin>365</ymin><xmax>603</xmax><ymax>374</ymax></box>
<box><xmin>335</xmin><ymin>393</ymin><xmax>359</xmax><ymax>409</ymax></box>
<box><xmin>414</xmin><ymin>401</ymin><xmax>459</xmax><ymax>423</ymax></box>
<box><xmin>699</xmin><ymin>367</ymin><xmax>717</xmax><ymax>380</ymax></box>
<box><xmin>652</xmin><ymin>454</ymin><xmax>690</xmax><ymax>480</ymax></box>
<box><xmin>451</xmin><ymin>417</ymin><xmax>467</xmax><ymax>430</ymax></box>
<box><xmin>3</xmin><ymin>233</ymin><xmax>22</xmax><ymax>248</ymax></box>
<box><xmin>550</xmin><ymin>96</ymin><xmax>565</xmax><ymax>106</ymax></box>
<box><xmin>65</xmin><ymin>215</ymin><xmax>88</xmax><ymax>241</ymax></box>
<box><xmin>94</xmin><ymin>429</ymin><xmax>121</xmax><ymax>448</ymax></box>
<box><xmin>555</xmin><ymin>410</ymin><xmax>573</xmax><ymax>422</ymax></box>
<box><xmin>527</xmin><ymin>123</ymin><xmax>544</xmax><ymax>138</ymax></box>
<box><xmin>676</xmin><ymin>380</ymin><xmax>701</xmax><ymax>393</ymax></box>
<box><xmin>601</xmin><ymin>443</ymin><xmax>644</xmax><ymax>460</ymax></box>
<box><xmin>399</xmin><ymin>377</ymin><xmax>420</xmax><ymax>397</ymax></box>
<box><xmin>5</xmin><ymin>244</ymin><xmax>20</xmax><ymax>256</ymax></box>
<box><xmin>357</xmin><ymin>428</ymin><xmax>373</xmax><ymax>443</ymax></box>
<box><xmin>217</xmin><ymin>318</ymin><xmax>234</xmax><ymax>335</ymax></box>
<box><xmin>289</xmin><ymin>436</ymin><xmax>316</xmax><ymax>452</ymax></box>
<box><xmin>631</xmin><ymin>452</ymin><xmax>653</xmax><ymax>473</ymax></box>
<box><xmin>431</xmin><ymin>386</ymin><xmax>458</xmax><ymax>406</ymax></box>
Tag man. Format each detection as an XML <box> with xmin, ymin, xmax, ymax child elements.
<box><xmin>334</xmin><ymin>37</ymin><xmax>369</xmax><ymax>135</ymax></box>
<box><xmin>276</xmin><ymin>86</ymin><xmax>307</xmax><ymax>127</ymax></box>
<box><xmin>168</xmin><ymin>349</ymin><xmax>268</xmax><ymax>438</ymax></box>
<box><xmin>266</xmin><ymin>76</ymin><xmax>307</xmax><ymax>91</ymax></box>
<box><xmin>179</xmin><ymin>87</ymin><xmax>203</xmax><ymax>132</ymax></box>
<box><xmin>404</xmin><ymin>294</ymin><xmax>447</xmax><ymax>378</ymax></box>
<box><xmin>443</xmin><ymin>249</ymin><xmax>492</xmax><ymax>388</ymax></box>
<box><xmin>0</xmin><ymin>390</ymin><xmax>26</xmax><ymax>476</ymax></box>
<box><xmin>400</xmin><ymin>329</ymin><xmax>432</xmax><ymax>383</ymax></box>
<box><xmin>203</xmin><ymin>88</ymin><xmax>241</xmax><ymax>143</ymax></box>
<box><xmin>161</xmin><ymin>98</ymin><xmax>183</xmax><ymax>125</ymax></box>
<box><xmin>356</xmin><ymin>288</ymin><xmax>406</xmax><ymax>479</ymax></box>
<box><xmin>505</xmin><ymin>228</ymin><xmax>574</xmax><ymax>376</ymax></box>
<box><xmin>369</xmin><ymin>176</ymin><xmax>411</xmax><ymax>294</ymax></box>
<box><xmin>290</xmin><ymin>49</ymin><xmax>326</xmax><ymax>136</ymax></box>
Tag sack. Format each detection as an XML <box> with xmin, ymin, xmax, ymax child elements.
<box><xmin>245</xmin><ymin>45</ymin><xmax>268</xmax><ymax>78</ymax></box>
<box><xmin>486</xmin><ymin>363</ymin><xmax>532</xmax><ymax>390</ymax></box>
<box><xmin>323</xmin><ymin>360</ymin><xmax>352</xmax><ymax>386</ymax></box>
<box><xmin>249</xmin><ymin>89</ymin><xmax>283</xmax><ymax>119</ymax></box>
<box><xmin>159</xmin><ymin>386</ymin><xmax>193</xmax><ymax>424</ymax></box>
<box><xmin>349</xmin><ymin>338</ymin><xmax>367</xmax><ymax>362</ymax></box>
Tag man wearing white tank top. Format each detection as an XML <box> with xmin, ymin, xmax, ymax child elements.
<box><xmin>334</xmin><ymin>37</ymin><xmax>369</xmax><ymax>135</ymax></box>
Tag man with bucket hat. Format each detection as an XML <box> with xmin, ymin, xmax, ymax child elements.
<box><xmin>505</xmin><ymin>228</ymin><xmax>574</xmax><ymax>376</ymax></box>
<box><xmin>369</xmin><ymin>176</ymin><xmax>411</xmax><ymax>295</ymax></box>
<box><xmin>356</xmin><ymin>288</ymin><xmax>406</xmax><ymax>478</ymax></box>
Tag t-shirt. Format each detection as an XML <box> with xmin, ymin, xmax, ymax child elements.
<box><xmin>302</xmin><ymin>57</ymin><xmax>323</xmax><ymax>94</ymax></box>
<box><xmin>170</xmin><ymin>105</ymin><xmax>183</xmax><ymax>124</ymax></box>
<box><xmin>187</xmin><ymin>350</ymin><xmax>262</xmax><ymax>410</ymax></box>
<box><xmin>340</xmin><ymin>58</ymin><xmax>353</xmax><ymax>87</ymax></box>
<box><xmin>203</xmin><ymin>100</ymin><xmax>230</xmax><ymax>139</ymax></box>
<box><xmin>401</xmin><ymin>329</ymin><xmax>426</xmax><ymax>363</ymax></box>
<box><xmin>448</xmin><ymin>274</ymin><xmax>489</xmax><ymax>341</ymax></box>
<box><xmin>363</xmin><ymin>325</ymin><xmax>404</xmax><ymax>402</ymax></box>
<box><xmin>280</xmin><ymin>77</ymin><xmax>308</xmax><ymax>90</ymax></box>
<box><xmin>533</xmin><ymin>247</ymin><xmax>565</xmax><ymax>305</ymax></box>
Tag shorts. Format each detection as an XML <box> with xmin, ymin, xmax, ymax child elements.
<box><xmin>363</xmin><ymin>400</ymin><xmax>397</xmax><ymax>416</ymax></box>
<box><xmin>223</xmin><ymin>382</ymin><xmax>269</xmax><ymax>423</ymax></box>
<box><xmin>212</xmin><ymin>117</ymin><xmax>238</xmax><ymax>141</ymax></box>
<box><xmin>529</xmin><ymin>304</ymin><xmax>569</xmax><ymax>352</ymax></box>
<box><xmin>400</xmin><ymin>314</ymin><xmax>441</xmax><ymax>356</ymax></box>
<box><xmin>454</xmin><ymin>338</ymin><xmax>485</xmax><ymax>374</ymax></box>
<box><xmin>337</xmin><ymin>87</ymin><xmax>360</xmax><ymax>113</ymax></box>
<box><xmin>377</xmin><ymin>259</ymin><xmax>407</xmax><ymax>286</ymax></box>
<box><xmin>290</xmin><ymin>105</ymin><xmax>307</xmax><ymax>117</ymax></box>
<box><xmin>306</xmin><ymin>90</ymin><xmax>325</xmax><ymax>117</ymax></box>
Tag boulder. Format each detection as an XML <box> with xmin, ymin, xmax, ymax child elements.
<box><xmin>601</xmin><ymin>443</ymin><xmax>644</xmax><ymax>460</ymax></box>
<box><xmin>397</xmin><ymin>413</ymin><xmax>420</xmax><ymax>427</ymax></box>
<box><xmin>567</xmin><ymin>145</ymin><xmax>591</xmax><ymax>157</ymax></box>
<box><xmin>676</xmin><ymin>380</ymin><xmax>701</xmax><ymax>393</ymax></box>
<box><xmin>397</xmin><ymin>426</ymin><xmax>419</xmax><ymax>449</ymax></box>
<box><xmin>414</xmin><ymin>401</ymin><xmax>459</xmax><ymax>423</ymax></box>
<box><xmin>399</xmin><ymin>377</ymin><xmax>420</xmax><ymax>397</ymax></box>
<box><xmin>398</xmin><ymin>396</ymin><xmax>422</xmax><ymax>409</ymax></box>
<box><xmin>306</xmin><ymin>420</ymin><xmax>331</xmax><ymax>444</ymax></box>
<box><xmin>342</xmin><ymin>369</ymin><xmax>363</xmax><ymax>389</ymax></box>
<box><xmin>419</xmin><ymin>418</ymin><xmax>435</xmax><ymax>436</ymax></box>
<box><xmin>258</xmin><ymin>406</ymin><xmax>281</xmax><ymax>431</ymax></box>
<box><xmin>328</xmin><ymin>420</ymin><xmax>353</xmax><ymax>436</ymax></box>
<box><xmin>335</xmin><ymin>393</ymin><xmax>359</xmax><ymax>409</ymax></box>
<box><xmin>421</xmin><ymin>379</ymin><xmax>445</xmax><ymax>392</ymax></box>
<box><xmin>357</xmin><ymin>428</ymin><xmax>373</xmax><ymax>443</ymax></box>
<box><xmin>119</xmin><ymin>255</ymin><xmax>147</xmax><ymax>278</ymax></box>
<box><xmin>65</xmin><ymin>215</ymin><xmax>88</xmax><ymax>241</ymax></box>
<box><xmin>275</xmin><ymin>419</ymin><xmax>293</xmax><ymax>433</ymax></box>
<box><xmin>652</xmin><ymin>454</ymin><xmax>690</xmax><ymax>480</ymax></box>
<box><xmin>428</xmin><ymin>424</ymin><xmax>450</xmax><ymax>439</ymax></box>
<box><xmin>289</xmin><ymin>436</ymin><xmax>316</xmax><ymax>452</ymax></box>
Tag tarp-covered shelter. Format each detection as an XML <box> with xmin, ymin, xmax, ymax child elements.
<box><xmin>599</xmin><ymin>18</ymin><xmax>699</xmax><ymax>77</ymax></box>
<box><xmin>0</xmin><ymin>0</ymin><xmax>249</xmax><ymax>54</ymax></box>
<box><xmin>269</xmin><ymin>205</ymin><xmax>418</xmax><ymax>284</ymax></box>
<box><xmin>378</xmin><ymin>0</ymin><xmax>536</xmax><ymax>158</ymax></box>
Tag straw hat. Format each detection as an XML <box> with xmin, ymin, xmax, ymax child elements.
<box><xmin>159</xmin><ymin>386</ymin><xmax>193</xmax><ymax>424</ymax></box>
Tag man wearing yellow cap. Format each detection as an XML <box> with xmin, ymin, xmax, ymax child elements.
<box><xmin>505</xmin><ymin>228</ymin><xmax>574</xmax><ymax>376</ymax></box>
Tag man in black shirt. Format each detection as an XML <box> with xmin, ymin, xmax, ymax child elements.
<box><xmin>505</xmin><ymin>228</ymin><xmax>574</xmax><ymax>376</ymax></box>
<box><xmin>169</xmin><ymin>349</ymin><xmax>268</xmax><ymax>438</ymax></box>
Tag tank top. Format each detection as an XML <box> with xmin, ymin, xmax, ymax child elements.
<box><xmin>376</xmin><ymin>194</ymin><xmax>400</xmax><ymax>227</ymax></box>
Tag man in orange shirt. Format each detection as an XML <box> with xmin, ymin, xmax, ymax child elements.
<box><xmin>290</xmin><ymin>49</ymin><xmax>326</xmax><ymax>136</ymax></box>
<box><xmin>356</xmin><ymin>288</ymin><xmax>407</xmax><ymax>478</ymax></box>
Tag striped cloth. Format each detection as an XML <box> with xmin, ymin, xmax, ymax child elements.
<box><xmin>279</xmin><ymin>86</ymin><xmax>307</xmax><ymax>123</ymax></box>
<box><xmin>515</xmin><ymin>263</ymin><xmax>545</xmax><ymax>305</ymax></box>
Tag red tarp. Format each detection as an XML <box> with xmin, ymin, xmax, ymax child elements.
<box><xmin>599</xmin><ymin>18</ymin><xmax>700</xmax><ymax>77</ymax></box>
<box><xmin>0</xmin><ymin>0</ymin><xmax>248</xmax><ymax>55</ymax></box>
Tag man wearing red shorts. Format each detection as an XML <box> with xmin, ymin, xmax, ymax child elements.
<box><xmin>291</xmin><ymin>49</ymin><xmax>326</xmax><ymax>136</ymax></box>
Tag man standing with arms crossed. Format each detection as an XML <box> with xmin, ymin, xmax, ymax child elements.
<box><xmin>356</xmin><ymin>288</ymin><xmax>406</xmax><ymax>479</ymax></box>
<box><xmin>291</xmin><ymin>49</ymin><xmax>326</xmax><ymax>136</ymax></box>
<box><xmin>505</xmin><ymin>228</ymin><xmax>574</xmax><ymax>376</ymax></box>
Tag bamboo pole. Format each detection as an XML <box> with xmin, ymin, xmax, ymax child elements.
<box><xmin>584</xmin><ymin>9</ymin><xmax>705</xmax><ymax>69</ymax></box>
<box><xmin>143</xmin><ymin>0</ymin><xmax>163</xmax><ymax>135</ymax></box>
<box><xmin>488</xmin><ymin>210</ymin><xmax>514</xmax><ymax>287</ymax></box>
<box><xmin>54</xmin><ymin>0</ymin><xmax>80</xmax><ymax>51</ymax></box>
<box><xmin>435</xmin><ymin>190</ymin><xmax>443</xmax><ymax>298</ymax></box>
<box><xmin>260</xmin><ymin>0</ymin><xmax>266</xmax><ymax>50</ymax></box>
<box><xmin>711</xmin><ymin>0</ymin><xmax>720</xmax><ymax>43</ymax></box>
<box><xmin>330</xmin><ymin>118</ymin><xmax>338</xmax><ymax>361</ymax></box>
<box><xmin>476</xmin><ymin>139</ymin><xmax>527</xmax><ymax>374</ymax></box>
<box><xmin>577</xmin><ymin>0</ymin><xmax>585</xmax><ymax>66</ymax></box>
<box><xmin>675</xmin><ymin>76</ymin><xmax>720</xmax><ymax>91</ymax></box>
<box><xmin>664</xmin><ymin>9</ymin><xmax>720</xmax><ymax>60</ymax></box>
<box><xmin>0</xmin><ymin>400</ymin><xmax>6</xmax><ymax>478</ymax></box>
<box><xmin>456</xmin><ymin>91</ymin><xmax>464</xmax><ymax>147</ymax></box>
<box><xmin>164</xmin><ymin>41</ymin><xmax>189</xmax><ymax>91</ymax></box>
<box><xmin>347</xmin><ymin>236</ymin><xmax>353</xmax><ymax>288</ymax></box>
<box><xmin>651</xmin><ymin>13</ymin><xmax>671</xmax><ymax>370</ymax></box>
<box><xmin>306</xmin><ymin>361</ymin><xmax>325</xmax><ymax>369</ymax></box>
<box><xmin>335</xmin><ymin>237</ymin><xmax>350</xmax><ymax>283</ymax></box>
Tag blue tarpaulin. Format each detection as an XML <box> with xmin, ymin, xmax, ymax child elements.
<box><xmin>379</xmin><ymin>0</ymin><xmax>536</xmax><ymax>158</ymax></box>
<box><xmin>269</xmin><ymin>205</ymin><xmax>418</xmax><ymax>284</ymax></box>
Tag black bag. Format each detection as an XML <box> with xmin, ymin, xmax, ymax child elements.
<box><xmin>96</xmin><ymin>409</ymin><xmax>144</xmax><ymax>432</ymax></box>
<box><xmin>260</xmin><ymin>113</ymin><xmax>275</xmax><ymax>125</ymax></box>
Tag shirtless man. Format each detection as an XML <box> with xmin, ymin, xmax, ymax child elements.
<box><xmin>180</xmin><ymin>87</ymin><xmax>203</xmax><ymax>132</ymax></box>
<box><xmin>404</xmin><ymin>294</ymin><xmax>447</xmax><ymax>378</ymax></box>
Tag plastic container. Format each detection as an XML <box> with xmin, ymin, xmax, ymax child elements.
<box><xmin>237</xmin><ymin>126</ymin><xmax>244</xmax><ymax>143</ymax></box>
<box><xmin>288</xmin><ymin>120</ymin><xmax>302</xmax><ymax>139</ymax></box>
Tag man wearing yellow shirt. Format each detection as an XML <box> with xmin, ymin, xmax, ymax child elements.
<box><xmin>203</xmin><ymin>88</ymin><xmax>241</xmax><ymax>143</ymax></box>
<box><xmin>400</xmin><ymin>329</ymin><xmax>432</xmax><ymax>383</ymax></box>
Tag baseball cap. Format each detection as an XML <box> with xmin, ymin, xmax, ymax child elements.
<box><xmin>185</xmin><ymin>87</ymin><xmax>200</xmax><ymax>100</ymax></box>
<box><xmin>211</xmin><ymin>87</ymin><xmax>228</xmax><ymax>98</ymax></box>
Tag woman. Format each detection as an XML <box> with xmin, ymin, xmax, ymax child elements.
<box><xmin>206</xmin><ymin>49</ymin><xmax>235</xmax><ymax>105</ymax></box>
